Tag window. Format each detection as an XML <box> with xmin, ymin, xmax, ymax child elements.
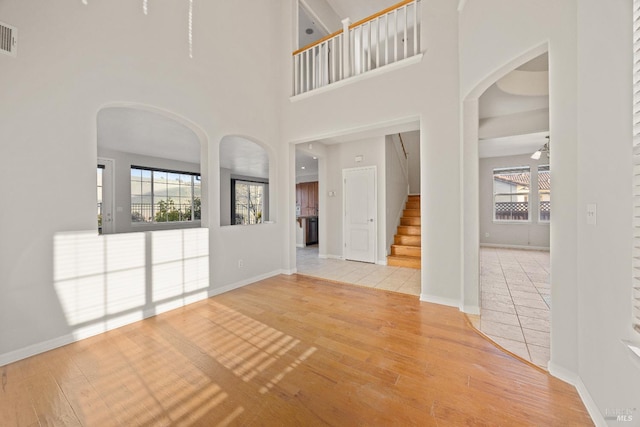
<box><xmin>232</xmin><ymin>180</ymin><xmax>266</xmax><ymax>225</ymax></box>
<box><xmin>130</xmin><ymin>167</ymin><xmax>201</xmax><ymax>223</ymax></box>
<box><xmin>538</xmin><ymin>165</ymin><xmax>550</xmax><ymax>222</ymax></box>
<box><xmin>632</xmin><ymin>0</ymin><xmax>640</xmax><ymax>333</ymax></box>
<box><xmin>493</xmin><ymin>166</ymin><xmax>530</xmax><ymax>221</ymax></box>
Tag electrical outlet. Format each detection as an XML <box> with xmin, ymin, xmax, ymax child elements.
<box><xmin>485</xmin><ymin>232</ymin><xmax>490</xmax><ymax>238</ymax></box>
<box><xmin>586</xmin><ymin>204</ymin><xmax>597</xmax><ymax>225</ymax></box>
<box><xmin>238</xmin><ymin>259</ymin><xmax>244</xmax><ymax>268</ymax></box>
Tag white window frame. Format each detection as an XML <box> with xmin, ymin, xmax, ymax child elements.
<box><xmin>130</xmin><ymin>166</ymin><xmax>201</xmax><ymax>225</ymax></box>
<box><xmin>492</xmin><ymin>166</ymin><xmax>531</xmax><ymax>223</ymax></box>
<box><xmin>232</xmin><ymin>179</ymin><xmax>267</xmax><ymax>225</ymax></box>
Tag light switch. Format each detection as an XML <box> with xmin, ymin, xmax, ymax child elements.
<box><xmin>586</xmin><ymin>203</ymin><xmax>597</xmax><ymax>225</ymax></box>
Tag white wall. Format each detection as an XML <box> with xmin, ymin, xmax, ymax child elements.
<box><xmin>403</xmin><ymin>130</ymin><xmax>421</xmax><ymax>194</ymax></box>
<box><xmin>324</xmin><ymin>137</ymin><xmax>387</xmax><ymax>263</ymax></box>
<box><xmin>385</xmin><ymin>136</ymin><xmax>409</xmax><ymax>254</ymax></box>
<box><xmin>299</xmin><ymin>0</ymin><xmax>342</xmax><ymax>34</ymax></box>
<box><xmin>459</xmin><ymin>0</ymin><xmax>580</xmax><ymax>376</ymax></box>
<box><xmin>575</xmin><ymin>0</ymin><xmax>640</xmax><ymax>418</ymax></box>
<box><xmin>296</xmin><ymin>174</ymin><xmax>319</xmax><ymax>183</ymax></box>
<box><xmin>219</xmin><ymin>168</ymin><xmax>232</xmax><ymax>226</ymax></box>
<box><xmin>459</xmin><ymin>0</ymin><xmax>640</xmax><ymax>420</ymax></box>
<box><xmin>0</xmin><ymin>0</ymin><xmax>286</xmax><ymax>363</ymax></box>
<box><xmin>479</xmin><ymin>154</ymin><xmax>550</xmax><ymax>249</ymax></box>
<box><xmin>284</xmin><ymin>0</ymin><xmax>462</xmax><ymax>305</ymax></box>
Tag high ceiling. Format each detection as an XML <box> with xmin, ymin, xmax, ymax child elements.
<box><xmin>478</xmin><ymin>52</ymin><xmax>549</xmax><ymax>158</ymax></box>
<box><xmin>324</xmin><ymin>0</ymin><xmax>397</xmax><ymax>23</ymax></box>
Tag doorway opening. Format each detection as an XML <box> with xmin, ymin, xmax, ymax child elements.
<box><xmin>293</xmin><ymin>122</ymin><xmax>421</xmax><ymax>295</ymax></box>
<box><xmin>464</xmin><ymin>47</ymin><xmax>551</xmax><ymax>369</ymax></box>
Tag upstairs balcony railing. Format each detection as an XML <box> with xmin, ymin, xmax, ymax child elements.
<box><xmin>293</xmin><ymin>0</ymin><xmax>421</xmax><ymax>96</ymax></box>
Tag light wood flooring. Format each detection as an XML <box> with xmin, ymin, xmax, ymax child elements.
<box><xmin>0</xmin><ymin>274</ymin><xmax>592</xmax><ymax>426</ymax></box>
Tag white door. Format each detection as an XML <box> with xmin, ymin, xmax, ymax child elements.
<box><xmin>98</xmin><ymin>158</ymin><xmax>114</xmax><ymax>234</ymax></box>
<box><xmin>343</xmin><ymin>166</ymin><xmax>376</xmax><ymax>263</ymax></box>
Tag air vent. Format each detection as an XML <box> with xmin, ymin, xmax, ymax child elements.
<box><xmin>0</xmin><ymin>22</ymin><xmax>17</xmax><ymax>57</ymax></box>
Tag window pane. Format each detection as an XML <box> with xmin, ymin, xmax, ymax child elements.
<box><xmin>493</xmin><ymin>166</ymin><xmax>530</xmax><ymax>221</ymax></box>
<box><xmin>538</xmin><ymin>165</ymin><xmax>551</xmax><ymax>221</ymax></box>
<box><xmin>234</xmin><ymin>181</ymin><xmax>265</xmax><ymax>225</ymax></box>
<box><xmin>131</xmin><ymin>167</ymin><xmax>200</xmax><ymax>224</ymax></box>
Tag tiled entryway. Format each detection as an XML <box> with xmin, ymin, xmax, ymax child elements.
<box><xmin>296</xmin><ymin>245</ymin><xmax>421</xmax><ymax>296</ymax></box>
<box><xmin>468</xmin><ymin>247</ymin><xmax>551</xmax><ymax>369</ymax></box>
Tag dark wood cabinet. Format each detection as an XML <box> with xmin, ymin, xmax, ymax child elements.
<box><xmin>296</xmin><ymin>181</ymin><xmax>319</xmax><ymax>217</ymax></box>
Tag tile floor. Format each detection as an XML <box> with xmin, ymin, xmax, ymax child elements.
<box><xmin>296</xmin><ymin>245</ymin><xmax>421</xmax><ymax>296</ymax></box>
<box><xmin>468</xmin><ymin>247</ymin><xmax>551</xmax><ymax>369</ymax></box>
<box><xmin>296</xmin><ymin>245</ymin><xmax>550</xmax><ymax>369</ymax></box>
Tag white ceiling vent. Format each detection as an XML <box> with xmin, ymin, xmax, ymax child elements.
<box><xmin>0</xmin><ymin>22</ymin><xmax>17</xmax><ymax>57</ymax></box>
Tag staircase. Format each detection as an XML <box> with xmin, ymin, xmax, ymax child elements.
<box><xmin>387</xmin><ymin>195</ymin><xmax>421</xmax><ymax>269</ymax></box>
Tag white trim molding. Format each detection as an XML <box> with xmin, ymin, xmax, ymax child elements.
<box><xmin>548</xmin><ymin>362</ymin><xmax>604</xmax><ymax>426</ymax></box>
<box><xmin>291</xmin><ymin>54</ymin><xmax>424</xmax><ymax>102</ymax></box>
<box><xmin>480</xmin><ymin>243</ymin><xmax>550</xmax><ymax>251</ymax></box>
<box><xmin>461</xmin><ymin>304</ymin><xmax>480</xmax><ymax>315</ymax></box>
<box><xmin>0</xmin><ymin>269</ymin><xmax>286</xmax><ymax>367</ymax></box>
<box><xmin>420</xmin><ymin>293</ymin><xmax>460</xmax><ymax>309</ymax></box>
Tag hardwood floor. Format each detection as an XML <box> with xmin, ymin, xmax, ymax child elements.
<box><xmin>0</xmin><ymin>275</ymin><xmax>592</xmax><ymax>426</ymax></box>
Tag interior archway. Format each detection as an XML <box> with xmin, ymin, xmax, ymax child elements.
<box><xmin>96</xmin><ymin>103</ymin><xmax>209</xmax><ymax>233</ymax></box>
<box><xmin>219</xmin><ymin>135</ymin><xmax>275</xmax><ymax>226</ymax></box>
<box><xmin>462</xmin><ymin>44</ymin><xmax>551</xmax><ymax>368</ymax></box>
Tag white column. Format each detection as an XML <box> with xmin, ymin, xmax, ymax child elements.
<box><xmin>341</xmin><ymin>18</ymin><xmax>351</xmax><ymax>79</ymax></box>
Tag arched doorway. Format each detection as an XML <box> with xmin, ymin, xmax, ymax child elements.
<box><xmin>462</xmin><ymin>44</ymin><xmax>552</xmax><ymax>368</ymax></box>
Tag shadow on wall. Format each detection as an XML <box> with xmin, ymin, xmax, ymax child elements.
<box><xmin>53</xmin><ymin>228</ymin><xmax>209</xmax><ymax>340</ymax></box>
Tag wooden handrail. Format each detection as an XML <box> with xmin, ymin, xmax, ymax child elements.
<box><xmin>292</xmin><ymin>29</ymin><xmax>343</xmax><ymax>56</ymax></box>
<box><xmin>349</xmin><ymin>0</ymin><xmax>415</xmax><ymax>30</ymax></box>
<box><xmin>292</xmin><ymin>0</ymin><xmax>416</xmax><ymax>56</ymax></box>
<box><xmin>398</xmin><ymin>133</ymin><xmax>408</xmax><ymax>159</ymax></box>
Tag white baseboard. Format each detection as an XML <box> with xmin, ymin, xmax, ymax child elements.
<box><xmin>376</xmin><ymin>259</ymin><xmax>388</xmax><ymax>266</ymax></box>
<box><xmin>325</xmin><ymin>254</ymin><xmax>343</xmax><ymax>260</ymax></box>
<box><xmin>420</xmin><ymin>293</ymin><xmax>460</xmax><ymax>309</ymax></box>
<box><xmin>296</xmin><ymin>243</ymin><xmax>305</xmax><ymax>248</ymax></box>
<box><xmin>0</xmin><ymin>270</ymin><xmax>285</xmax><ymax>367</ymax></box>
<box><xmin>0</xmin><ymin>334</ymin><xmax>75</xmax><ymax>367</ymax></box>
<box><xmin>575</xmin><ymin>379</ymin><xmax>606</xmax><ymax>426</ymax></box>
<box><xmin>547</xmin><ymin>361</ymin><xmax>579</xmax><ymax>385</ymax></box>
<box><xmin>480</xmin><ymin>243</ymin><xmax>550</xmax><ymax>251</ymax></box>
<box><xmin>208</xmin><ymin>269</ymin><xmax>284</xmax><ymax>297</ymax></box>
<box><xmin>461</xmin><ymin>304</ymin><xmax>480</xmax><ymax>315</ymax></box>
<box><xmin>548</xmin><ymin>362</ymin><xmax>604</xmax><ymax>426</ymax></box>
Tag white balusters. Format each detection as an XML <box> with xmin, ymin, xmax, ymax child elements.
<box><xmin>292</xmin><ymin>0</ymin><xmax>421</xmax><ymax>96</ymax></box>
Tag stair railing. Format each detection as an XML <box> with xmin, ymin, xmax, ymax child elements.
<box><xmin>293</xmin><ymin>0</ymin><xmax>421</xmax><ymax>96</ymax></box>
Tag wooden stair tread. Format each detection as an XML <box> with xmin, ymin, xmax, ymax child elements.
<box><xmin>391</xmin><ymin>244</ymin><xmax>421</xmax><ymax>257</ymax></box>
<box><xmin>394</xmin><ymin>235</ymin><xmax>421</xmax><ymax>246</ymax></box>
<box><xmin>401</xmin><ymin>217</ymin><xmax>421</xmax><ymax>226</ymax></box>
<box><xmin>388</xmin><ymin>195</ymin><xmax>422</xmax><ymax>269</ymax></box>
<box><xmin>387</xmin><ymin>254</ymin><xmax>421</xmax><ymax>269</ymax></box>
